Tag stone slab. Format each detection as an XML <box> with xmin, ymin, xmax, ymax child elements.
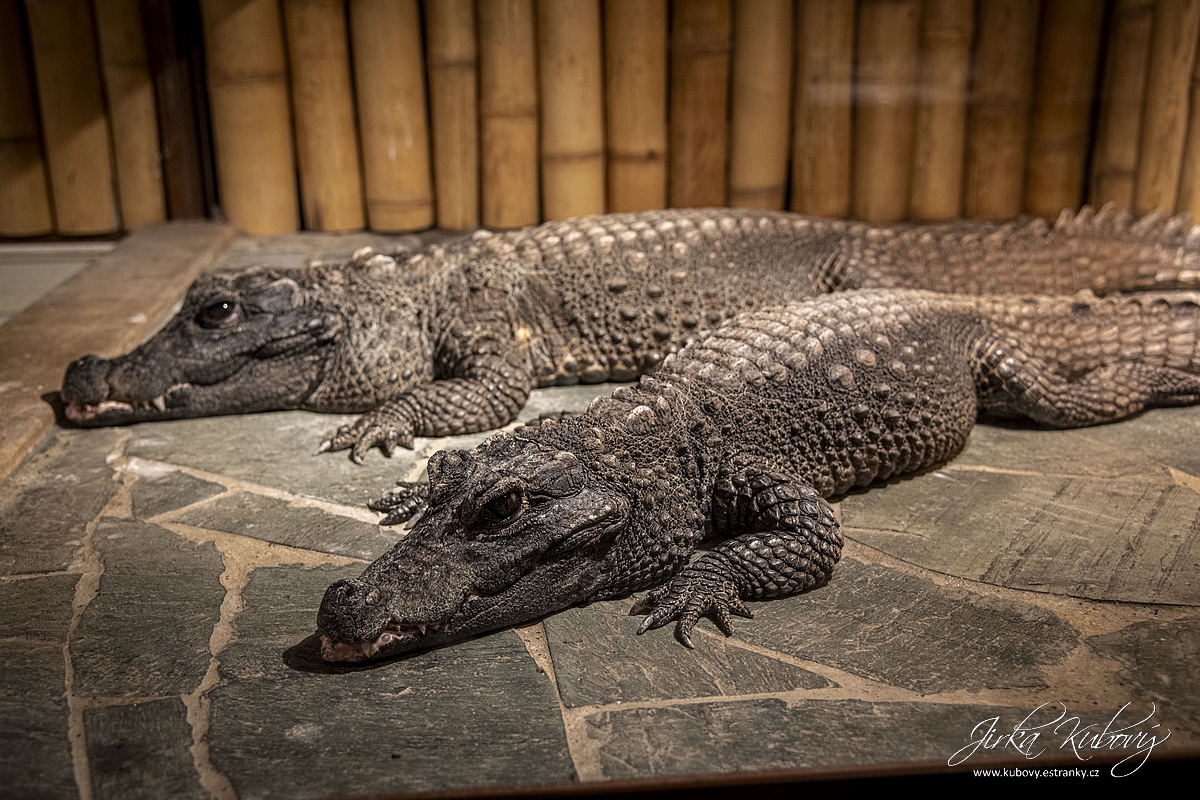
<box><xmin>733</xmin><ymin>558</ymin><xmax>1078</xmax><ymax>695</ymax></box>
<box><xmin>208</xmin><ymin>563</ymin><xmax>576</xmax><ymax>798</ymax></box>
<box><xmin>0</xmin><ymin>573</ymin><xmax>80</xmax><ymax>799</ymax></box>
<box><xmin>1086</xmin><ymin>618</ymin><xmax>1200</xmax><ymax>734</ymax></box>
<box><xmin>129</xmin><ymin>468</ymin><xmax>225</xmax><ymax>521</ymax></box>
<box><xmin>949</xmin><ymin>419</ymin><xmax>1164</xmax><ymax>478</ymax></box>
<box><xmin>124</xmin><ymin>384</ymin><xmax>615</xmax><ymax>511</ymax></box>
<box><xmin>1068</xmin><ymin>405</ymin><xmax>1200</xmax><ymax>479</ymax></box>
<box><xmin>125</xmin><ymin>411</ymin><xmax>415</xmax><ymax>510</ymax></box>
<box><xmin>84</xmin><ymin>698</ymin><xmax>207</xmax><ymax>800</ymax></box>
<box><xmin>174</xmin><ymin>491</ymin><xmax>393</xmax><ymax>561</ymax></box>
<box><xmin>72</xmin><ymin>519</ymin><xmax>224</xmax><ymax>698</ymax></box>
<box><xmin>544</xmin><ymin>599</ymin><xmax>829</xmax><ymax>708</ymax></box>
<box><xmin>0</xmin><ymin>221</ymin><xmax>237</xmax><ymax>483</ymax></box>
<box><xmin>0</xmin><ymin>428</ymin><xmax>123</xmax><ymax>576</ymax></box>
<box><xmin>842</xmin><ymin>464</ymin><xmax>1200</xmax><ymax>605</ymax></box>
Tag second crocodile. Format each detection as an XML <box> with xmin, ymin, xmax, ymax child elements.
<box><xmin>318</xmin><ymin>288</ymin><xmax>1200</xmax><ymax>660</ymax></box>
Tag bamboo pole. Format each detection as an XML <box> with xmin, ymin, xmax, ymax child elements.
<box><xmin>23</xmin><ymin>0</ymin><xmax>120</xmax><ymax>234</ymax></box>
<box><xmin>1175</xmin><ymin>14</ymin><xmax>1200</xmax><ymax>216</ymax></box>
<box><xmin>790</xmin><ymin>0</ymin><xmax>855</xmax><ymax>218</ymax></box>
<box><xmin>349</xmin><ymin>0</ymin><xmax>432</xmax><ymax>232</ymax></box>
<box><xmin>0</xmin><ymin>0</ymin><xmax>52</xmax><ymax>236</ymax></box>
<box><xmin>853</xmin><ymin>0</ymin><xmax>922</xmax><ymax>222</ymax></box>
<box><xmin>669</xmin><ymin>0</ymin><xmax>731</xmax><ymax>208</ymax></box>
<box><xmin>963</xmin><ymin>0</ymin><xmax>1040</xmax><ymax>219</ymax></box>
<box><xmin>727</xmin><ymin>0</ymin><xmax>793</xmax><ymax>210</ymax></box>
<box><xmin>1024</xmin><ymin>0</ymin><xmax>1106</xmax><ymax>217</ymax></box>
<box><xmin>1091</xmin><ymin>0</ymin><xmax>1154</xmax><ymax>209</ymax></box>
<box><xmin>604</xmin><ymin>0</ymin><xmax>667</xmax><ymax>212</ymax></box>
<box><xmin>283</xmin><ymin>0</ymin><xmax>364</xmax><ymax>231</ymax></box>
<box><xmin>424</xmin><ymin>0</ymin><xmax>477</xmax><ymax>230</ymax></box>
<box><xmin>141</xmin><ymin>0</ymin><xmax>209</xmax><ymax>220</ymax></box>
<box><xmin>1134</xmin><ymin>0</ymin><xmax>1200</xmax><ymax>214</ymax></box>
<box><xmin>908</xmin><ymin>0</ymin><xmax>973</xmax><ymax>220</ymax></box>
<box><xmin>94</xmin><ymin>0</ymin><xmax>167</xmax><ymax>229</ymax></box>
<box><xmin>479</xmin><ymin>0</ymin><xmax>539</xmax><ymax>228</ymax></box>
<box><xmin>537</xmin><ymin>0</ymin><xmax>605</xmax><ymax>220</ymax></box>
<box><xmin>200</xmin><ymin>0</ymin><xmax>299</xmax><ymax>235</ymax></box>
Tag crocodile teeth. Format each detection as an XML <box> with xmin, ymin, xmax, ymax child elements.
<box><xmin>417</xmin><ymin>625</ymin><xmax>426</xmax><ymax>635</ymax></box>
<box><xmin>151</xmin><ymin>396</ymin><xmax>166</xmax><ymax>412</ymax></box>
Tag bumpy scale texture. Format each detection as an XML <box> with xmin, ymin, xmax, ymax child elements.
<box><xmin>318</xmin><ymin>288</ymin><xmax>1200</xmax><ymax>660</ymax></box>
<box><xmin>61</xmin><ymin>206</ymin><xmax>1200</xmax><ymax>461</ymax></box>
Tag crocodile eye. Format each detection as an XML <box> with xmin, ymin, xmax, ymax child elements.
<box><xmin>197</xmin><ymin>299</ymin><xmax>239</xmax><ymax>328</ymax></box>
<box><xmin>481</xmin><ymin>490</ymin><xmax>522</xmax><ymax>524</ymax></box>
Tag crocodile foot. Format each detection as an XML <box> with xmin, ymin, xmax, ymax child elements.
<box><xmin>368</xmin><ymin>481</ymin><xmax>431</xmax><ymax>526</ymax></box>
<box><xmin>317</xmin><ymin>404</ymin><xmax>416</xmax><ymax>463</ymax></box>
<box><xmin>630</xmin><ymin>572</ymin><xmax>753</xmax><ymax>649</ymax></box>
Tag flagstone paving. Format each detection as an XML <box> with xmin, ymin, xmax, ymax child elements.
<box><xmin>1</xmin><ymin>231</ymin><xmax>1198</xmax><ymax>798</ymax></box>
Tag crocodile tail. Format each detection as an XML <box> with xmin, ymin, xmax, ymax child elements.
<box><xmin>844</xmin><ymin>204</ymin><xmax>1200</xmax><ymax>296</ymax></box>
<box><xmin>967</xmin><ymin>289</ymin><xmax>1200</xmax><ymax>427</ymax></box>
<box><xmin>972</xmin><ymin>290</ymin><xmax>1200</xmax><ymax>379</ymax></box>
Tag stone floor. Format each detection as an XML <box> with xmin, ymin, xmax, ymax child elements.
<box><xmin>2</xmin><ymin>229</ymin><xmax>1198</xmax><ymax>798</ymax></box>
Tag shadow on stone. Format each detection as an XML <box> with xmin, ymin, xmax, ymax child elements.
<box><xmin>41</xmin><ymin>391</ymin><xmax>65</xmax><ymax>424</ymax></box>
<box><xmin>282</xmin><ymin>628</ymin><xmax>519</xmax><ymax>675</ymax></box>
<box><xmin>282</xmin><ymin>633</ymin><xmax>377</xmax><ymax>675</ymax></box>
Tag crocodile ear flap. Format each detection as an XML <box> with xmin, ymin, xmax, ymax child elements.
<box><xmin>250</xmin><ymin>278</ymin><xmax>303</xmax><ymax>313</ymax></box>
<box><xmin>531</xmin><ymin>452</ymin><xmax>585</xmax><ymax>498</ymax></box>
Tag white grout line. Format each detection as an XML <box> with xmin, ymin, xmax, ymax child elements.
<box><xmin>63</xmin><ymin>431</ymin><xmax>133</xmax><ymax>800</ymax></box>
<box><xmin>117</xmin><ymin>455</ymin><xmax>383</xmax><ymax>525</ymax></box>
<box><xmin>514</xmin><ymin>623</ymin><xmax>607</xmax><ymax>783</ymax></box>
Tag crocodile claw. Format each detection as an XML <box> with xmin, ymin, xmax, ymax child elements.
<box><xmin>319</xmin><ymin>405</ymin><xmax>416</xmax><ymax>462</ymax></box>
<box><xmin>630</xmin><ymin>576</ymin><xmax>752</xmax><ymax>649</ymax></box>
<box><xmin>368</xmin><ymin>481</ymin><xmax>431</xmax><ymax>526</ymax></box>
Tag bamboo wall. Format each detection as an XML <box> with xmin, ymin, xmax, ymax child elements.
<box><xmin>6</xmin><ymin>0</ymin><xmax>1200</xmax><ymax>239</ymax></box>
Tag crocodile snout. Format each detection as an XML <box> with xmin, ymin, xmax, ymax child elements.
<box><xmin>61</xmin><ymin>354</ymin><xmax>112</xmax><ymax>406</ymax></box>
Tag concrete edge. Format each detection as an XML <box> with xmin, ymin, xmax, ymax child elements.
<box><xmin>0</xmin><ymin>221</ymin><xmax>240</xmax><ymax>484</ymax></box>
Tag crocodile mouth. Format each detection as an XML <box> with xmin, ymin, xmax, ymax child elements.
<box><xmin>319</xmin><ymin>619</ymin><xmax>452</xmax><ymax>663</ymax></box>
<box><xmin>64</xmin><ymin>383</ymin><xmax>193</xmax><ymax>424</ymax></box>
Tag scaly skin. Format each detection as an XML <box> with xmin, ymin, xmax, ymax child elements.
<box><xmin>318</xmin><ymin>288</ymin><xmax>1200</xmax><ymax>661</ymax></box>
<box><xmin>62</xmin><ymin>206</ymin><xmax>1200</xmax><ymax>461</ymax></box>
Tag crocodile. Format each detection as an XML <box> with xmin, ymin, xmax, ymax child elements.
<box><xmin>60</xmin><ymin>206</ymin><xmax>1200</xmax><ymax>462</ymax></box>
<box><xmin>317</xmin><ymin>287</ymin><xmax>1200</xmax><ymax>661</ymax></box>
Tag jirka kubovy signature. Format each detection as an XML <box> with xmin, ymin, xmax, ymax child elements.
<box><xmin>948</xmin><ymin>702</ymin><xmax>1171</xmax><ymax>777</ymax></box>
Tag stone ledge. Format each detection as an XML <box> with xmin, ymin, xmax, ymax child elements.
<box><xmin>0</xmin><ymin>222</ymin><xmax>238</xmax><ymax>483</ymax></box>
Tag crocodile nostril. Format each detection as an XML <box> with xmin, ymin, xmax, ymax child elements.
<box><xmin>334</xmin><ymin>580</ymin><xmax>384</xmax><ymax>606</ymax></box>
<box><xmin>329</xmin><ymin>579</ymin><xmax>357</xmax><ymax>598</ymax></box>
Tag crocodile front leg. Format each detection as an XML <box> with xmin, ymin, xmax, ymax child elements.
<box><xmin>319</xmin><ymin>346</ymin><xmax>535</xmax><ymax>462</ymax></box>
<box><xmin>630</xmin><ymin>470</ymin><xmax>843</xmax><ymax>648</ymax></box>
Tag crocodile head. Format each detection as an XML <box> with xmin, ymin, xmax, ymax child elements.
<box><xmin>61</xmin><ymin>258</ymin><xmax>430</xmax><ymax>425</ymax></box>
<box><xmin>317</xmin><ymin>432</ymin><xmax>636</xmax><ymax>662</ymax></box>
